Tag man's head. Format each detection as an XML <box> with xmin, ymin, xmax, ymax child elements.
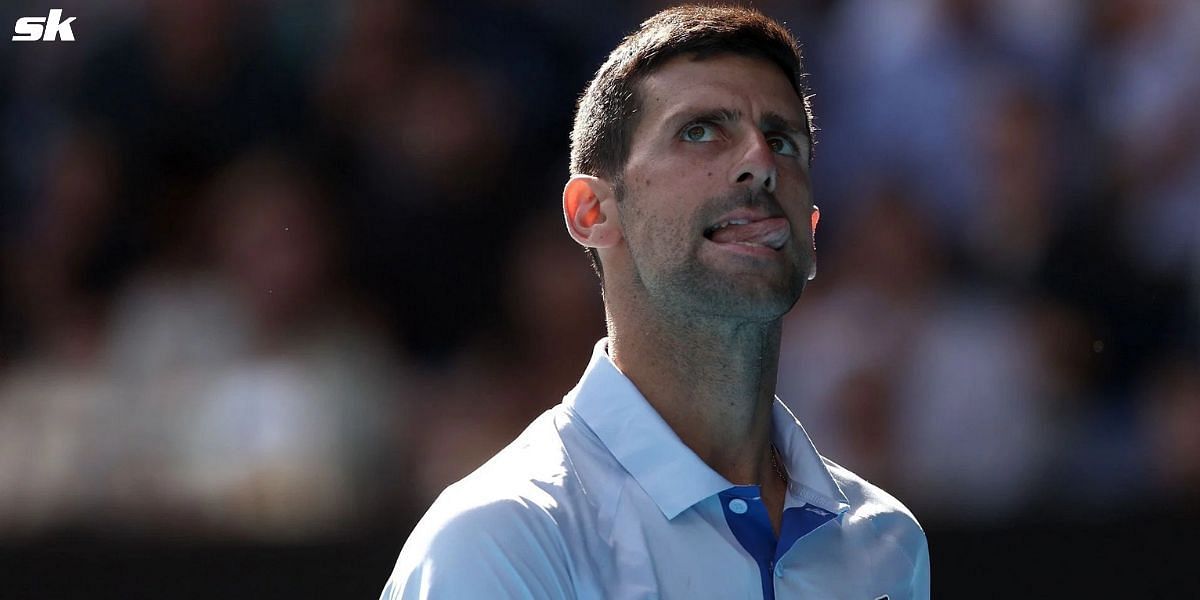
<box><xmin>570</xmin><ymin>5</ymin><xmax>814</xmax><ymax>181</ymax></box>
<box><xmin>564</xmin><ymin>5</ymin><xmax>820</xmax><ymax>321</ymax></box>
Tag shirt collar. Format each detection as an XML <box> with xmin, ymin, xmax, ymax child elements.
<box><xmin>771</xmin><ymin>399</ymin><xmax>851</xmax><ymax>515</ymax></box>
<box><xmin>565</xmin><ymin>338</ymin><xmax>850</xmax><ymax>520</ymax></box>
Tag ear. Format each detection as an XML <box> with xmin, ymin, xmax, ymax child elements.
<box><xmin>563</xmin><ymin>175</ymin><xmax>621</xmax><ymax>249</ymax></box>
<box><xmin>807</xmin><ymin>204</ymin><xmax>820</xmax><ymax>281</ymax></box>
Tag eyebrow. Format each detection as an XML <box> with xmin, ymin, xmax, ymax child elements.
<box><xmin>760</xmin><ymin>112</ymin><xmax>809</xmax><ymax>139</ymax></box>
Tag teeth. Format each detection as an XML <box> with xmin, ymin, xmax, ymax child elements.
<box><xmin>711</xmin><ymin>219</ymin><xmax>750</xmax><ymax>232</ymax></box>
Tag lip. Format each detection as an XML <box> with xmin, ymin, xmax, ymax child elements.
<box><xmin>704</xmin><ymin>238</ymin><xmax>783</xmax><ymax>257</ymax></box>
<box><xmin>703</xmin><ymin>209</ymin><xmax>792</xmax><ymax>251</ymax></box>
<box><xmin>706</xmin><ymin>208</ymin><xmax>784</xmax><ymax>230</ymax></box>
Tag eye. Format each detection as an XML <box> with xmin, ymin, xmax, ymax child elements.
<box><xmin>767</xmin><ymin>134</ymin><xmax>801</xmax><ymax>157</ymax></box>
<box><xmin>681</xmin><ymin>122</ymin><xmax>719</xmax><ymax>142</ymax></box>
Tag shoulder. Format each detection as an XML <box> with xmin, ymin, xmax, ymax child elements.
<box><xmin>381</xmin><ymin>409</ymin><xmax>583</xmax><ymax>599</ymax></box>
<box><xmin>822</xmin><ymin>457</ymin><xmax>930</xmax><ymax>589</ymax></box>
<box><xmin>823</xmin><ymin>457</ymin><xmax>922</xmax><ymax>529</ymax></box>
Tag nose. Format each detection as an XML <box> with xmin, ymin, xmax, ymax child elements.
<box><xmin>730</xmin><ymin>132</ymin><xmax>777</xmax><ymax>194</ymax></box>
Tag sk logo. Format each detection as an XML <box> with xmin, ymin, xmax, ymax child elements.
<box><xmin>12</xmin><ymin>9</ymin><xmax>76</xmax><ymax>42</ymax></box>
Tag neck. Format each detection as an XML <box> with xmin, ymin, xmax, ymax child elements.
<box><xmin>606</xmin><ymin>301</ymin><xmax>783</xmax><ymax>487</ymax></box>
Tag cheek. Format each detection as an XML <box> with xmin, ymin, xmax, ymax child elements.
<box><xmin>621</xmin><ymin>196</ymin><xmax>696</xmax><ymax>263</ymax></box>
<box><xmin>621</xmin><ymin>153</ymin><xmax>717</xmax><ymax>244</ymax></box>
<box><xmin>630</xmin><ymin>147</ymin><xmax>717</xmax><ymax>189</ymax></box>
<box><xmin>628</xmin><ymin>186</ymin><xmax>700</xmax><ymax>238</ymax></box>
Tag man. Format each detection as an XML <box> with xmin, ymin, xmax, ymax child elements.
<box><xmin>381</xmin><ymin>5</ymin><xmax>930</xmax><ymax>599</ymax></box>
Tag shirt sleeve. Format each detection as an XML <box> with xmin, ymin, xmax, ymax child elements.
<box><xmin>909</xmin><ymin>531</ymin><xmax>931</xmax><ymax>600</ymax></box>
<box><xmin>379</xmin><ymin>496</ymin><xmax>577</xmax><ymax>600</ymax></box>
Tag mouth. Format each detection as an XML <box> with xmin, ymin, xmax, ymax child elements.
<box><xmin>703</xmin><ymin>216</ymin><xmax>791</xmax><ymax>251</ymax></box>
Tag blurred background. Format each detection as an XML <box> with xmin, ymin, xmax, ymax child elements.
<box><xmin>0</xmin><ymin>0</ymin><xmax>1196</xmax><ymax>597</ymax></box>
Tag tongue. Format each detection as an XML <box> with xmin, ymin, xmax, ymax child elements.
<box><xmin>710</xmin><ymin>217</ymin><xmax>789</xmax><ymax>247</ymax></box>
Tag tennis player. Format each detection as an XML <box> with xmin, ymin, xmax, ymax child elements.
<box><xmin>381</xmin><ymin>5</ymin><xmax>930</xmax><ymax>598</ymax></box>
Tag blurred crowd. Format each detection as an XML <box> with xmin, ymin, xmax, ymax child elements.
<box><xmin>0</xmin><ymin>0</ymin><xmax>1196</xmax><ymax>542</ymax></box>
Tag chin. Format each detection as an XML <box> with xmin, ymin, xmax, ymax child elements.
<box><xmin>637</xmin><ymin>249</ymin><xmax>810</xmax><ymax>319</ymax></box>
<box><xmin>691</xmin><ymin>271</ymin><xmax>806</xmax><ymax>321</ymax></box>
<box><xmin>743</xmin><ymin>283</ymin><xmax>805</xmax><ymax>319</ymax></box>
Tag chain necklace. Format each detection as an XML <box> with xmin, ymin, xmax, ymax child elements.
<box><xmin>769</xmin><ymin>443</ymin><xmax>788</xmax><ymax>485</ymax></box>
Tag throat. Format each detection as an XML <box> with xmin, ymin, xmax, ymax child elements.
<box><xmin>605</xmin><ymin>307</ymin><xmax>785</xmax><ymax>493</ymax></box>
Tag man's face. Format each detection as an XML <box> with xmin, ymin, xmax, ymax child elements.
<box><xmin>613</xmin><ymin>53</ymin><xmax>816</xmax><ymax>321</ymax></box>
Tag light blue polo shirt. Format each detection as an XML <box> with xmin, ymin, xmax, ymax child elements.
<box><xmin>381</xmin><ymin>339</ymin><xmax>930</xmax><ymax>599</ymax></box>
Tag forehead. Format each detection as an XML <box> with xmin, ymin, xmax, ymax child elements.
<box><xmin>635</xmin><ymin>53</ymin><xmax>805</xmax><ymax>127</ymax></box>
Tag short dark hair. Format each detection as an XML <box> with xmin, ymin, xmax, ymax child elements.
<box><xmin>569</xmin><ymin>5</ymin><xmax>815</xmax><ymax>278</ymax></box>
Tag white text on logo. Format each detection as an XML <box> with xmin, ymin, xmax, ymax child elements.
<box><xmin>12</xmin><ymin>9</ymin><xmax>76</xmax><ymax>42</ymax></box>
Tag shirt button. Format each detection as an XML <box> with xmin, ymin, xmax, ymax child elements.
<box><xmin>728</xmin><ymin>498</ymin><xmax>748</xmax><ymax>514</ymax></box>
